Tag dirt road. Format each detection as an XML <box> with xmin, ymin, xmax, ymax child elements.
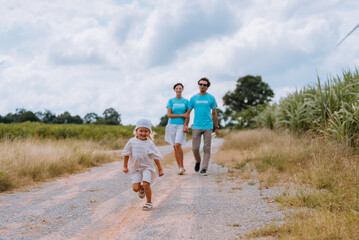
<box><xmin>0</xmin><ymin>139</ymin><xmax>284</xmax><ymax>240</ymax></box>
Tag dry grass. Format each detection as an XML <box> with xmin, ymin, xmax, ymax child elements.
<box><xmin>214</xmin><ymin>129</ymin><xmax>359</xmax><ymax>240</ymax></box>
<box><xmin>249</xmin><ymin>210</ymin><xmax>359</xmax><ymax>240</ymax></box>
<box><xmin>99</xmin><ymin>137</ymin><xmax>129</xmax><ymax>150</ymax></box>
<box><xmin>153</xmin><ymin>137</ymin><xmax>167</xmax><ymax>147</ymax></box>
<box><xmin>0</xmin><ymin>138</ymin><xmax>120</xmax><ymax>192</ymax></box>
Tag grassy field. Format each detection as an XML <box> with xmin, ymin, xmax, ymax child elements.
<box><xmin>214</xmin><ymin>129</ymin><xmax>359</xmax><ymax>240</ymax></box>
<box><xmin>0</xmin><ymin>122</ymin><xmax>166</xmax><ymax>149</ymax></box>
<box><xmin>0</xmin><ymin>138</ymin><xmax>121</xmax><ymax>192</ymax></box>
<box><xmin>0</xmin><ymin>123</ymin><xmax>168</xmax><ymax>192</ymax></box>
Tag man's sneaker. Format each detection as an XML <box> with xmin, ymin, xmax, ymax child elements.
<box><xmin>200</xmin><ymin>169</ymin><xmax>207</xmax><ymax>176</ymax></box>
<box><xmin>194</xmin><ymin>162</ymin><xmax>200</xmax><ymax>172</ymax></box>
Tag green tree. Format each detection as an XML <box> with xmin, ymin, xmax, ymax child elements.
<box><xmin>53</xmin><ymin>111</ymin><xmax>83</xmax><ymax>124</ymax></box>
<box><xmin>39</xmin><ymin>110</ymin><xmax>56</xmax><ymax>123</ymax></box>
<box><xmin>84</xmin><ymin>112</ymin><xmax>99</xmax><ymax>124</ymax></box>
<box><xmin>53</xmin><ymin>112</ymin><xmax>72</xmax><ymax>124</ymax></box>
<box><xmin>1</xmin><ymin>108</ymin><xmax>25</xmax><ymax>123</ymax></box>
<box><xmin>100</xmin><ymin>108</ymin><xmax>121</xmax><ymax>125</ymax></box>
<box><xmin>234</xmin><ymin>104</ymin><xmax>267</xmax><ymax>129</ymax></box>
<box><xmin>1</xmin><ymin>113</ymin><xmax>16</xmax><ymax>123</ymax></box>
<box><xmin>216</xmin><ymin>108</ymin><xmax>227</xmax><ymax>128</ymax></box>
<box><xmin>223</xmin><ymin>75</ymin><xmax>274</xmax><ymax>128</ymax></box>
<box><xmin>70</xmin><ymin>115</ymin><xmax>84</xmax><ymax>124</ymax></box>
<box><xmin>223</xmin><ymin>75</ymin><xmax>274</xmax><ymax>114</ymax></box>
<box><xmin>18</xmin><ymin>111</ymin><xmax>40</xmax><ymax>122</ymax></box>
<box><xmin>158</xmin><ymin>114</ymin><xmax>168</xmax><ymax>127</ymax></box>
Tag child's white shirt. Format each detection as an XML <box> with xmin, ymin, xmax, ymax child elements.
<box><xmin>122</xmin><ymin>137</ymin><xmax>163</xmax><ymax>174</ymax></box>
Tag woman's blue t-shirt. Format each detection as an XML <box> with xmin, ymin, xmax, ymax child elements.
<box><xmin>166</xmin><ymin>97</ymin><xmax>190</xmax><ymax>125</ymax></box>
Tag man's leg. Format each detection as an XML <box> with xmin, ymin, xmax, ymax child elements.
<box><xmin>192</xmin><ymin>129</ymin><xmax>202</xmax><ymax>166</ymax></box>
<box><xmin>201</xmin><ymin>130</ymin><xmax>213</xmax><ymax>170</ymax></box>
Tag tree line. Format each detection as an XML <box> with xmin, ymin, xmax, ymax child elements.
<box><xmin>0</xmin><ymin>107</ymin><xmax>122</xmax><ymax>125</ymax></box>
<box><xmin>1</xmin><ymin>75</ymin><xmax>274</xmax><ymax>128</ymax></box>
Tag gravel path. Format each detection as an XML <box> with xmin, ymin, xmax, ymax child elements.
<box><xmin>0</xmin><ymin>139</ymin><xmax>285</xmax><ymax>240</ymax></box>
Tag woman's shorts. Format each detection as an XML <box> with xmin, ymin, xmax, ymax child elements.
<box><xmin>165</xmin><ymin>124</ymin><xmax>186</xmax><ymax>146</ymax></box>
<box><xmin>131</xmin><ymin>169</ymin><xmax>155</xmax><ymax>184</ymax></box>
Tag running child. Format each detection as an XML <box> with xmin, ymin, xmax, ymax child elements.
<box><xmin>122</xmin><ymin>119</ymin><xmax>164</xmax><ymax>211</ymax></box>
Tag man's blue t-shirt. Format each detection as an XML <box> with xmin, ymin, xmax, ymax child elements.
<box><xmin>189</xmin><ymin>93</ymin><xmax>217</xmax><ymax>129</ymax></box>
<box><xmin>166</xmin><ymin>97</ymin><xmax>190</xmax><ymax>125</ymax></box>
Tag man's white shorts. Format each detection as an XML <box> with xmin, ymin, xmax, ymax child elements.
<box><xmin>165</xmin><ymin>124</ymin><xmax>186</xmax><ymax>146</ymax></box>
<box><xmin>131</xmin><ymin>169</ymin><xmax>155</xmax><ymax>184</ymax></box>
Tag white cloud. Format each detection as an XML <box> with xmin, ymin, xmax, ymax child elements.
<box><xmin>273</xmin><ymin>87</ymin><xmax>297</xmax><ymax>103</ymax></box>
<box><xmin>0</xmin><ymin>0</ymin><xmax>359</xmax><ymax>125</ymax></box>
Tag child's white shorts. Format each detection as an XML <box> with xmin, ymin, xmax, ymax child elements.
<box><xmin>165</xmin><ymin>124</ymin><xmax>186</xmax><ymax>146</ymax></box>
<box><xmin>131</xmin><ymin>169</ymin><xmax>155</xmax><ymax>184</ymax></box>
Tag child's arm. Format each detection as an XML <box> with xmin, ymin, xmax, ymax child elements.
<box><xmin>154</xmin><ymin>159</ymin><xmax>164</xmax><ymax>177</ymax></box>
<box><xmin>123</xmin><ymin>156</ymin><xmax>129</xmax><ymax>174</ymax></box>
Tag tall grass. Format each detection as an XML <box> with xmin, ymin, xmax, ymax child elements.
<box><xmin>0</xmin><ymin>138</ymin><xmax>120</xmax><ymax>192</ymax></box>
<box><xmin>215</xmin><ymin>129</ymin><xmax>359</xmax><ymax>239</ymax></box>
<box><xmin>0</xmin><ymin>122</ymin><xmax>166</xmax><ymax>149</ymax></box>
<box><xmin>257</xmin><ymin>69</ymin><xmax>359</xmax><ymax>146</ymax></box>
<box><xmin>0</xmin><ymin>122</ymin><xmax>134</xmax><ymax>140</ymax></box>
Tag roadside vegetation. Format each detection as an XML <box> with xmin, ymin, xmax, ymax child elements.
<box><xmin>256</xmin><ymin>69</ymin><xmax>359</xmax><ymax>147</ymax></box>
<box><xmin>0</xmin><ymin>122</ymin><xmax>165</xmax><ymax>148</ymax></box>
<box><xmin>0</xmin><ymin>123</ymin><xmax>166</xmax><ymax>192</ymax></box>
<box><xmin>214</xmin><ymin>129</ymin><xmax>359</xmax><ymax>239</ymax></box>
<box><xmin>0</xmin><ymin>138</ymin><xmax>120</xmax><ymax>192</ymax></box>
<box><xmin>214</xmin><ymin>69</ymin><xmax>359</xmax><ymax>239</ymax></box>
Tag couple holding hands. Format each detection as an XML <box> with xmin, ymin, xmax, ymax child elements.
<box><xmin>122</xmin><ymin>77</ymin><xmax>219</xmax><ymax>211</ymax></box>
<box><xmin>165</xmin><ymin>77</ymin><xmax>220</xmax><ymax>176</ymax></box>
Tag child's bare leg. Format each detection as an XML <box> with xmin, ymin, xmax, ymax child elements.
<box><xmin>132</xmin><ymin>183</ymin><xmax>142</xmax><ymax>192</ymax></box>
<box><xmin>143</xmin><ymin>181</ymin><xmax>151</xmax><ymax>203</ymax></box>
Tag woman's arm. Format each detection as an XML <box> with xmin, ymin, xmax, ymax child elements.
<box><xmin>167</xmin><ymin>108</ymin><xmax>189</xmax><ymax>119</ymax></box>
<box><xmin>183</xmin><ymin>109</ymin><xmax>191</xmax><ymax>133</ymax></box>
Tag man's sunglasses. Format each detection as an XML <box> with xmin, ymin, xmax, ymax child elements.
<box><xmin>198</xmin><ymin>83</ymin><xmax>208</xmax><ymax>87</ymax></box>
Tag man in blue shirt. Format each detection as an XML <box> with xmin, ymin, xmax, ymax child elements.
<box><xmin>185</xmin><ymin>78</ymin><xmax>220</xmax><ymax>176</ymax></box>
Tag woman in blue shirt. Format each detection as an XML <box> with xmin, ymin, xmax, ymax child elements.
<box><xmin>165</xmin><ymin>83</ymin><xmax>190</xmax><ymax>175</ymax></box>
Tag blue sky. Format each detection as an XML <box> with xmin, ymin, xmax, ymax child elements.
<box><xmin>0</xmin><ymin>0</ymin><xmax>358</xmax><ymax>125</ymax></box>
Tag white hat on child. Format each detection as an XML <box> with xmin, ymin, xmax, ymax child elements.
<box><xmin>135</xmin><ymin>119</ymin><xmax>152</xmax><ymax>131</ymax></box>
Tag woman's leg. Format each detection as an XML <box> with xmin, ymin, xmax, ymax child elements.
<box><xmin>173</xmin><ymin>146</ymin><xmax>181</xmax><ymax>169</ymax></box>
<box><xmin>174</xmin><ymin>143</ymin><xmax>184</xmax><ymax>169</ymax></box>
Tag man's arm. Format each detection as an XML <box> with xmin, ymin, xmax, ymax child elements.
<box><xmin>183</xmin><ymin>109</ymin><xmax>192</xmax><ymax>133</ymax></box>
<box><xmin>212</xmin><ymin>108</ymin><xmax>220</xmax><ymax>136</ymax></box>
